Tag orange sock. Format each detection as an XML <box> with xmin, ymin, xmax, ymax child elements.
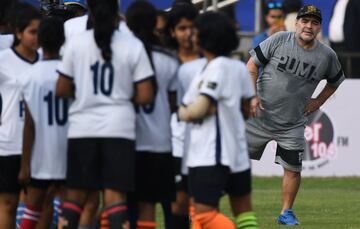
<box><xmin>194</xmin><ymin>210</ymin><xmax>235</xmax><ymax>229</ymax></box>
<box><xmin>100</xmin><ymin>211</ymin><xmax>110</xmax><ymax>229</ymax></box>
<box><xmin>137</xmin><ymin>220</ymin><xmax>156</xmax><ymax>229</ymax></box>
<box><xmin>189</xmin><ymin>206</ymin><xmax>202</xmax><ymax>229</ymax></box>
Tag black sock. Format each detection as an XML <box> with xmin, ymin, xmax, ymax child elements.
<box><xmin>127</xmin><ymin>195</ymin><xmax>138</xmax><ymax>229</ymax></box>
<box><xmin>172</xmin><ymin>214</ymin><xmax>190</xmax><ymax>229</ymax></box>
<box><xmin>161</xmin><ymin>200</ymin><xmax>174</xmax><ymax>229</ymax></box>
<box><xmin>58</xmin><ymin>200</ymin><xmax>82</xmax><ymax>229</ymax></box>
<box><xmin>103</xmin><ymin>202</ymin><xmax>128</xmax><ymax>229</ymax></box>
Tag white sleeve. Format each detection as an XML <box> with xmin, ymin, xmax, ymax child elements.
<box><xmin>57</xmin><ymin>42</ymin><xmax>74</xmax><ymax>79</ymax></box>
<box><xmin>198</xmin><ymin>64</ymin><xmax>224</xmax><ymax>102</ymax></box>
<box><xmin>133</xmin><ymin>44</ymin><xmax>154</xmax><ymax>83</ymax></box>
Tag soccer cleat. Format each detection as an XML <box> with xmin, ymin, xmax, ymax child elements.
<box><xmin>277</xmin><ymin>209</ymin><xmax>300</xmax><ymax>225</ymax></box>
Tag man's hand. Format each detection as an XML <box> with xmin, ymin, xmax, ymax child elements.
<box><xmin>250</xmin><ymin>96</ymin><xmax>264</xmax><ymax>118</ymax></box>
<box><xmin>304</xmin><ymin>98</ymin><xmax>321</xmax><ymax>116</ymax></box>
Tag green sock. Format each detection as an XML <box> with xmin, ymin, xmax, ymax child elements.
<box><xmin>235</xmin><ymin>211</ymin><xmax>259</xmax><ymax>229</ymax></box>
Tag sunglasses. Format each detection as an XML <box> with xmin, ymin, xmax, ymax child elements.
<box><xmin>267</xmin><ymin>2</ymin><xmax>283</xmax><ymax>9</ymax></box>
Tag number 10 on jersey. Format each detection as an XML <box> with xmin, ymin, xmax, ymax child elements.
<box><xmin>91</xmin><ymin>61</ymin><xmax>114</xmax><ymax>96</ymax></box>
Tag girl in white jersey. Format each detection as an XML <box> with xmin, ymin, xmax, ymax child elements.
<box><xmin>125</xmin><ymin>2</ymin><xmax>178</xmax><ymax>228</ymax></box>
<box><xmin>17</xmin><ymin>17</ymin><xmax>67</xmax><ymax>229</ymax></box>
<box><xmin>56</xmin><ymin>0</ymin><xmax>154</xmax><ymax>228</ymax></box>
<box><xmin>164</xmin><ymin>3</ymin><xmax>200</xmax><ymax>228</ymax></box>
<box><xmin>0</xmin><ymin>5</ymin><xmax>41</xmax><ymax>229</ymax></box>
<box><xmin>178</xmin><ymin>12</ymin><xmax>259</xmax><ymax>229</ymax></box>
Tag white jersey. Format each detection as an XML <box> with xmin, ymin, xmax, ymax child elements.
<box><xmin>135</xmin><ymin>47</ymin><xmax>178</xmax><ymax>152</ymax></box>
<box><xmin>171</xmin><ymin>58</ymin><xmax>207</xmax><ymax>174</ymax></box>
<box><xmin>21</xmin><ymin>60</ymin><xmax>68</xmax><ymax>179</ymax></box>
<box><xmin>177</xmin><ymin>58</ymin><xmax>207</xmax><ymax>103</ymax></box>
<box><xmin>0</xmin><ymin>34</ymin><xmax>14</xmax><ymax>50</ymax></box>
<box><xmin>0</xmin><ymin>48</ymin><xmax>39</xmax><ymax>156</ymax></box>
<box><xmin>58</xmin><ymin>30</ymin><xmax>154</xmax><ymax>139</ymax></box>
<box><xmin>183</xmin><ymin>57</ymin><xmax>254</xmax><ymax>172</ymax></box>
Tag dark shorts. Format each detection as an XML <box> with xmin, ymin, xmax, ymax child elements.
<box><xmin>246</xmin><ymin>118</ymin><xmax>304</xmax><ymax>172</ymax></box>
<box><xmin>175</xmin><ymin>174</ymin><xmax>188</xmax><ymax>192</ymax></box>
<box><xmin>189</xmin><ymin>165</ymin><xmax>251</xmax><ymax>207</ymax></box>
<box><xmin>66</xmin><ymin>138</ymin><xmax>135</xmax><ymax>192</ymax></box>
<box><xmin>133</xmin><ymin>152</ymin><xmax>176</xmax><ymax>203</ymax></box>
<box><xmin>29</xmin><ymin>178</ymin><xmax>65</xmax><ymax>190</ymax></box>
<box><xmin>0</xmin><ymin>155</ymin><xmax>21</xmax><ymax>193</ymax></box>
<box><xmin>275</xmin><ymin>145</ymin><xmax>303</xmax><ymax>172</ymax></box>
<box><xmin>173</xmin><ymin>156</ymin><xmax>188</xmax><ymax>192</ymax></box>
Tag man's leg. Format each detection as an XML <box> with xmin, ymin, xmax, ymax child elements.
<box><xmin>281</xmin><ymin>168</ymin><xmax>301</xmax><ymax>214</ymax></box>
<box><xmin>274</xmin><ymin>143</ymin><xmax>303</xmax><ymax>225</ymax></box>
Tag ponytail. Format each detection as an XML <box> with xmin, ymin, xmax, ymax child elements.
<box><xmin>88</xmin><ymin>0</ymin><xmax>118</xmax><ymax>62</ymax></box>
<box><xmin>126</xmin><ymin>0</ymin><xmax>159</xmax><ymax>70</ymax></box>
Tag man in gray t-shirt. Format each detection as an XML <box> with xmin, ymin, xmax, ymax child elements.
<box><xmin>246</xmin><ymin>5</ymin><xmax>344</xmax><ymax>226</ymax></box>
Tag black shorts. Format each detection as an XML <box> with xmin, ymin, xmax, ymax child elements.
<box><xmin>275</xmin><ymin>145</ymin><xmax>303</xmax><ymax>172</ymax></box>
<box><xmin>133</xmin><ymin>152</ymin><xmax>175</xmax><ymax>203</ymax></box>
<box><xmin>0</xmin><ymin>155</ymin><xmax>21</xmax><ymax>193</ymax></box>
<box><xmin>189</xmin><ymin>165</ymin><xmax>251</xmax><ymax>207</ymax></box>
<box><xmin>66</xmin><ymin>138</ymin><xmax>135</xmax><ymax>192</ymax></box>
<box><xmin>175</xmin><ymin>174</ymin><xmax>188</xmax><ymax>192</ymax></box>
<box><xmin>29</xmin><ymin>178</ymin><xmax>65</xmax><ymax>190</ymax></box>
<box><xmin>173</xmin><ymin>156</ymin><xmax>188</xmax><ymax>192</ymax></box>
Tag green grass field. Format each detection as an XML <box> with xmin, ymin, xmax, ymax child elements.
<box><xmin>156</xmin><ymin>177</ymin><xmax>360</xmax><ymax>228</ymax></box>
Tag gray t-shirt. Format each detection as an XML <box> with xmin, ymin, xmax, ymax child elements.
<box><xmin>249</xmin><ymin>31</ymin><xmax>344</xmax><ymax>131</ymax></box>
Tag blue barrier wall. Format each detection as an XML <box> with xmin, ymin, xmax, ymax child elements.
<box><xmin>22</xmin><ymin>0</ymin><xmax>336</xmax><ymax>36</ymax></box>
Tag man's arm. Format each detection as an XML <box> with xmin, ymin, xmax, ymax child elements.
<box><xmin>247</xmin><ymin>57</ymin><xmax>259</xmax><ymax>91</ymax></box>
<box><xmin>246</xmin><ymin>57</ymin><xmax>263</xmax><ymax>117</ymax></box>
<box><xmin>304</xmin><ymin>83</ymin><xmax>338</xmax><ymax>116</ymax></box>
